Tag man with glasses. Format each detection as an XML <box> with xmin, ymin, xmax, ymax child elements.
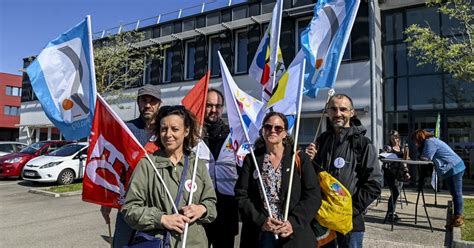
<box><xmin>100</xmin><ymin>84</ymin><xmax>162</xmax><ymax>248</ymax></box>
<box><xmin>203</xmin><ymin>88</ymin><xmax>239</xmax><ymax>248</ymax></box>
<box><xmin>305</xmin><ymin>94</ymin><xmax>382</xmax><ymax>248</ymax></box>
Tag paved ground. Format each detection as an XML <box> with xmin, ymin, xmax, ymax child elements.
<box><xmin>1</xmin><ymin>178</ymin><xmax>473</xmax><ymax>247</ymax></box>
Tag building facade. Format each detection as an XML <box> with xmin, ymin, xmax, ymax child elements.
<box><xmin>19</xmin><ymin>0</ymin><xmax>473</xmax><ymax>178</ymax></box>
<box><xmin>0</xmin><ymin>72</ymin><xmax>22</xmax><ymax>141</ymax></box>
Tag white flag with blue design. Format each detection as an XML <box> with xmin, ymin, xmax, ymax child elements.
<box><xmin>300</xmin><ymin>0</ymin><xmax>360</xmax><ymax>98</ymax></box>
<box><xmin>26</xmin><ymin>16</ymin><xmax>97</xmax><ymax>140</ymax></box>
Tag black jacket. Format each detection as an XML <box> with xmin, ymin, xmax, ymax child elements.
<box><xmin>314</xmin><ymin>125</ymin><xmax>382</xmax><ymax>232</ymax></box>
<box><xmin>235</xmin><ymin>145</ymin><xmax>322</xmax><ymax>248</ymax></box>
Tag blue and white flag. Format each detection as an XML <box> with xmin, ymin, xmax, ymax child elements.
<box><xmin>27</xmin><ymin>16</ymin><xmax>97</xmax><ymax>140</ymax></box>
<box><xmin>300</xmin><ymin>0</ymin><xmax>360</xmax><ymax>98</ymax></box>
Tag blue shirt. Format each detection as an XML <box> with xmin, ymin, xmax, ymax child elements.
<box><xmin>125</xmin><ymin>117</ymin><xmax>153</xmax><ymax>146</ymax></box>
<box><xmin>422</xmin><ymin>138</ymin><xmax>465</xmax><ymax>178</ymax></box>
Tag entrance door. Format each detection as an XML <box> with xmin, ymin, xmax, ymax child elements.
<box><xmin>446</xmin><ymin>115</ymin><xmax>474</xmax><ymax>179</ymax></box>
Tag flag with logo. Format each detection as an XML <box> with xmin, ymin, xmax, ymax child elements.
<box><xmin>300</xmin><ymin>0</ymin><xmax>360</xmax><ymax>98</ymax></box>
<box><xmin>26</xmin><ymin>16</ymin><xmax>97</xmax><ymax>140</ymax></box>
<box><xmin>249</xmin><ymin>0</ymin><xmax>285</xmax><ymax>103</ymax></box>
<box><xmin>82</xmin><ymin>95</ymin><xmax>145</xmax><ymax>208</ymax></box>
<box><xmin>182</xmin><ymin>71</ymin><xmax>210</xmax><ymax>125</ymax></box>
<box><xmin>219</xmin><ymin>52</ymin><xmax>263</xmax><ymax>166</ymax></box>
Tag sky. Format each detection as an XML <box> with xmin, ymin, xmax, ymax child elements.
<box><xmin>0</xmin><ymin>0</ymin><xmax>213</xmax><ymax>75</ymax></box>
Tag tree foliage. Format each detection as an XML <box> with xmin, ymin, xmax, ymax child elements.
<box><xmin>93</xmin><ymin>31</ymin><xmax>162</xmax><ymax>94</ymax></box>
<box><xmin>404</xmin><ymin>0</ymin><xmax>474</xmax><ymax>83</ymax></box>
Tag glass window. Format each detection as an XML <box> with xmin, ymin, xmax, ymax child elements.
<box><xmin>383</xmin><ymin>45</ymin><xmax>394</xmax><ymax>78</ymax></box>
<box><xmin>444</xmin><ymin>76</ymin><xmax>474</xmax><ymax>109</ymax></box>
<box><xmin>185</xmin><ymin>41</ymin><xmax>196</xmax><ymax>80</ymax></box>
<box><xmin>298</xmin><ymin>117</ymin><xmax>322</xmax><ymax>144</ymax></box>
<box><xmin>384</xmin><ymin>78</ymin><xmax>407</xmax><ymax>111</ymax></box>
<box><xmin>407</xmin><ymin>52</ymin><xmax>436</xmax><ymax>75</ymax></box>
<box><xmin>163</xmin><ymin>49</ymin><xmax>173</xmax><ymax>82</ymax></box>
<box><xmin>4</xmin><ymin>106</ymin><xmax>10</xmax><ymax>115</ymax></box>
<box><xmin>406</xmin><ymin>6</ymin><xmax>440</xmax><ymax>35</ymax></box>
<box><xmin>384</xmin><ymin>44</ymin><xmax>407</xmax><ymax>78</ymax></box>
<box><xmin>441</xmin><ymin>8</ymin><xmax>465</xmax><ymax>36</ymax></box>
<box><xmin>261</xmin><ymin>0</ymin><xmax>275</xmax><ymax>14</ymax></box>
<box><xmin>384</xmin><ymin>13</ymin><xmax>403</xmax><ymax>42</ymax></box>
<box><xmin>12</xmin><ymin>87</ymin><xmax>20</xmax><ymax>96</ymax></box>
<box><xmin>161</xmin><ymin>24</ymin><xmax>173</xmax><ymax>36</ymax></box>
<box><xmin>6</xmin><ymin>86</ymin><xmax>12</xmax><ymax>96</ymax></box>
<box><xmin>235</xmin><ymin>31</ymin><xmax>248</xmax><ymax>74</ymax></box>
<box><xmin>206</xmin><ymin>12</ymin><xmax>220</xmax><ymax>26</ymax></box>
<box><xmin>408</xmin><ymin>75</ymin><xmax>443</xmax><ymax>110</ymax></box>
<box><xmin>232</xmin><ymin>6</ymin><xmax>247</xmax><ymax>20</ymax></box>
<box><xmin>209</xmin><ymin>36</ymin><xmax>221</xmax><ymax>76</ymax></box>
<box><xmin>0</xmin><ymin>144</ymin><xmax>14</xmax><ymax>153</ymax></box>
<box><xmin>384</xmin><ymin>112</ymin><xmax>409</xmax><ymax>142</ymax></box>
<box><xmin>182</xmin><ymin>18</ymin><xmax>195</xmax><ymax>32</ymax></box>
<box><xmin>292</xmin><ymin>0</ymin><xmax>314</xmax><ymax>8</ymax></box>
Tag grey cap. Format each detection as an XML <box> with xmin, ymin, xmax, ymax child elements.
<box><xmin>137</xmin><ymin>84</ymin><xmax>161</xmax><ymax>101</ymax></box>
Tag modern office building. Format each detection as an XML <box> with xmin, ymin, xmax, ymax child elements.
<box><xmin>19</xmin><ymin>0</ymin><xmax>473</xmax><ymax>178</ymax></box>
<box><xmin>0</xmin><ymin>72</ymin><xmax>22</xmax><ymax>141</ymax></box>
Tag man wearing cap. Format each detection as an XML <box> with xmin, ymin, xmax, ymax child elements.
<box><xmin>100</xmin><ymin>84</ymin><xmax>162</xmax><ymax>248</ymax></box>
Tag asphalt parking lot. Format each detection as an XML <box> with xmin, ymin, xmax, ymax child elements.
<box><xmin>0</xmin><ymin>179</ymin><xmax>113</xmax><ymax>248</ymax></box>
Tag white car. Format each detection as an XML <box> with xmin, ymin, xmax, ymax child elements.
<box><xmin>0</xmin><ymin>142</ymin><xmax>27</xmax><ymax>157</ymax></box>
<box><xmin>22</xmin><ymin>142</ymin><xmax>88</xmax><ymax>185</ymax></box>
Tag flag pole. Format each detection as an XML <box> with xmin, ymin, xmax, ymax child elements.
<box><xmin>283</xmin><ymin>59</ymin><xmax>306</xmax><ymax>221</ymax></box>
<box><xmin>108</xmin><ymin>223</ymin><xmax>112</xmax><ymax>248</ymax></box>
<box><xmin>312</xmin><ymin>89</ymin><xmax>335</xmax><ymax>143</ymax></box>
<box><xmin>182</xmin><ymin>72</ymin><xmax>209</xmax><ymax>248</ymax></box>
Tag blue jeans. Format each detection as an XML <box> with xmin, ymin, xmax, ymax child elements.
<box><xmin>113</xmin><ymin>211</ymin><xmax>135</xmax><ymax>248</ymax></box>
<box><xmin>349</xmin><ymin>232</ymin><xmax>364</xmax><ymax>248</ymax></box>
<box><xmin>447</xmin><ymin>170</ymin><xmax>464</xmax><ymax>215</ymax></box>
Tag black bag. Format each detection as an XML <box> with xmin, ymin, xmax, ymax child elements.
<box><xmin>385</xmin><ymin>162</ymin><xmax>411</xmax><ymax>182</ymax></box>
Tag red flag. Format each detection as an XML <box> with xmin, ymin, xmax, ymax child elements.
<box><xmin>82</xmin><ymin>95</ymin><xmax>146</xmax><ymax>208</ymax></box>
<box><xmin>181</xmin><ymin>71</ymin><xmax>210</xmax><ymax>125</ymax></box>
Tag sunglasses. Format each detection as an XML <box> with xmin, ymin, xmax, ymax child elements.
<box><xmin>263</xmin><ymin>124</ymin><xmax>285</xmax><ymax>133</ymax></box>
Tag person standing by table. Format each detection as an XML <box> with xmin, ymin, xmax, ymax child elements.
<box><xmin>382</xmin><ymin>130</ymin><xmax>410</xmax><ymax>221</ymax></box>
<box><xmin>411</xmin><ymin>129</ymin><xmax>466</xmax><ymax>228</ymax></box>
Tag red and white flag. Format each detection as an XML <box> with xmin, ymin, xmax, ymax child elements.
<box><xmin>82</xmin><ymin>95</ymin><xmax>146</xmax><ymax>208</ymax></box>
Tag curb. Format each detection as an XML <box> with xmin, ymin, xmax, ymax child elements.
<box><xmin>449</xmin><ymin>200</ymin><xmax>474</xmax><ymax>248</ymax></box>
<box><xmin>28</xmin><ymin>188</ymin><xmax>82</xmax><ymax>198</ymax></box>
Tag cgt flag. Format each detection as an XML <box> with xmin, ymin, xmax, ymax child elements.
<box><xmin>82</xmin><ymin>95</ymin><xmax>145</xmax><ymax>208</ymax></box>
<box><xmin>26</xmin><ymin>16</ymin><xmax>97</xmax><ymax>140</ymax></box>
<box><xmin>300</xmin><ymin>0</ymin><xmax>360</xmax><ymax>98</ymax></box>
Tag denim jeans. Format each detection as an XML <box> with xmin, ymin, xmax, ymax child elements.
<box><xmin>349</xmin><ymin>232</ymin><xmax>364</xmax><ymax>248</ymax></box>
<box><xmin>113</xmin><ymin>211</ymin><xmax>135</xmax><ymax>248</ymax></box>
<box><xmin>447</xmin><ymin>170</ymin><xmax>464</xmax><ymax>215</ymax></box>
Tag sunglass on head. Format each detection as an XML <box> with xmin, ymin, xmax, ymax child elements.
<box><xmin>263</xmin><ymin>124</ymin><xmax>285</xmax><ymax>133</ymax></box>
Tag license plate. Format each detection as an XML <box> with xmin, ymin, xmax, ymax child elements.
<box><xmin>24</xmin><ymin>172</ymin><xmax>35</xmax><ymax>177</ymax></box>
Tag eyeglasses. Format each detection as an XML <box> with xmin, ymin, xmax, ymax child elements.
<box><xmin>327</xmin><ymin>106</ymin><xmax>352</xmax><ymax>114</ymax></box>
<box><xmin>263</xmin><ymin>124</ymin><xmax>285</xmax><ymax>133</ymax></box>
<box><xmin>206</xmin><ymin>103</ymin><xmax>223</xmax><ymax>109</ymax></box>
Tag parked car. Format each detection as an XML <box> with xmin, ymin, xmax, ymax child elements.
<box><xmin>0</xmin><ymin>140</ymin><xmax>71</xmax><ymax>178</ymax></box>
<box><xmin>22</xmin><ymin>142</ymin><xmax>88</xmax><ymax>185</ymax></box>
<box><xmin>0</xmin><ymin>142</ymin><xmax>27</xmax><ymax>157</ymax></box>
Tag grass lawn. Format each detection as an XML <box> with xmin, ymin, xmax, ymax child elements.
<box><xmin>47</xmin><ymin>182</ymin><xmax>83</xmax><ymax>193</ymax></box>
<box><xmin>462</xmin><ymin>198</ymin><xmax>474</xmax><ymax>241</ymax></box>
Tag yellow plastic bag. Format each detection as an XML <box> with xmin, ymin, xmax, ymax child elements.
<box><xmin>316</xmin><ymin>171</ymin><xmax>353</xmax><ymax>235</ymax></box>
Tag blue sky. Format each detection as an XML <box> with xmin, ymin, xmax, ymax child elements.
<box><xmin>0</xmin><ymin>0</ymin><xmax>214</xmax><ymax>75</ymax></box>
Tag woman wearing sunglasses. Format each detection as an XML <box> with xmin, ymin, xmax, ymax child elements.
<box><xmin>122</xmin><ymin>105</ymin><xmax>217</xmax><ymax>247</ymax></box>
<box><xmin>235</xmin><ymin>112</ymin><xmax>321</xmax><ymax>248</ymax></box>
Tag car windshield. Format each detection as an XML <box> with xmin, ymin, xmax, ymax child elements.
<box><xmin>20</xmin><ymin>142</ymin><xmax>48</xmax><ymax>155</ymax></box>
<box><xmin>48</xmin><ymin>144</ymin><xmax>85</xmax><ymax>157</ymax></box>
<box><xmin>0</xmin><ymin>144</ymin><xmax>13</xmax><ymax>153</ymax></box>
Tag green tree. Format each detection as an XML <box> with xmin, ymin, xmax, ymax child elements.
<box><xmin>405</xmin><ymin>0</ymin><xmax>474</xmax><ymax>83</ymax></box>
<box><xmin>93</xmin><ymin>31</ymin><xmax>162</xmax><ymax>94</ymax></box>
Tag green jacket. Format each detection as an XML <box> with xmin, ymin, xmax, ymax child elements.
<box><xmin>122</xmin><ymin>150</ymin><xmax>217</xmax><ymax>248</ymax></box>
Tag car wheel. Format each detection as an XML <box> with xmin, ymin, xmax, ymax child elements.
<box><xmin>57</xmin><ymin>169</ymin><xmax>75</xmax><ymax>185</ymax></box>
